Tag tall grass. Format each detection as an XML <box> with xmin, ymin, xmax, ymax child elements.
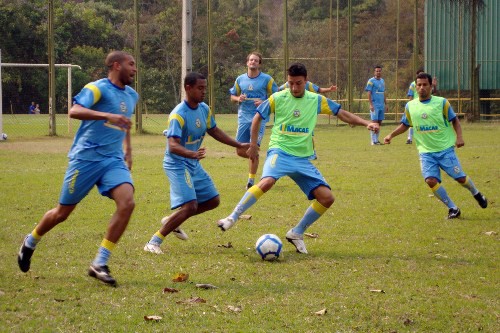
<box><xmin>0</xmin><ymin>116</ymin><xmax>498</xmax><ymax>332</ymax></box>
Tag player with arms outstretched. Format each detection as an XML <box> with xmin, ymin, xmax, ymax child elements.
<box><xmin>218</xmin><ymin>63</ymin><xmax>379</xmax><ymax>254</ymax></box>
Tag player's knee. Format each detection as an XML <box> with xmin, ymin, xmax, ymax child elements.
<box><xmin>183</xmin><ymin>201</ymin><xmax>198</xmax><ymax>216</ymax></box>
<box><xmin>117</xmin><ymin>197</ymin><xmax>135</xmax><ymax>216</ymax></box>
<box><xmin>455</xmin><ymin>176</ymin><xmax>466</xmax><ymax>184</ymax></box>
<box><xmin>425</xmin><ymin>177</ymin><xmax>439</xmax><ymax>187</ymax></box>
<box><xmin>50</xmin><ymin>207</ymin><xmax>70</xmax><ymax>223</ymax></box>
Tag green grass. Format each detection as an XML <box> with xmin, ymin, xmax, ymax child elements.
<box><xmin>0</xmin><ymin>116</ymin><xmax>498</xmax><ymax>332</ymax></box>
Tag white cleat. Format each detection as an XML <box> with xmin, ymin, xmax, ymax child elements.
<box><xmin>161</xmin><ymin>216</ymin><xmax>188</xmax><ymax>240</ymax></box>
<box><xmin>285</xmin><ymin>229</ymin><xmax>308</xmax><ymax>254</ymax></box>
<box><xmin>217</xmin><ymin>217</ymin><xmax>235</xmax><ymax>231</ymax></box>
<box><xmin>144</xmin><ymin>243</ymin><xmax>163</xmax><ymax>254</ymax></box>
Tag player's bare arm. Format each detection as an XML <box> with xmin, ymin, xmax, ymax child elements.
<box><xmin>336</xmin><ymin>109</ymin><xmax>379</xmax><ymax>132</ymax></box>
<box><xmin>452</xmin><ymin>117</ymin><xmax>464</xmax><ymax>148</ymax></box>
<box><xmin>69</xmin><ymin>104</ymin><xmax>132</xmax><ymax>129</ymax></box>
<box><xmin>384</xmin><ymin>123</ymin><xmax>409</xmax><ymax>144</ymax></box>
<box><xmin>124</xmin><ymin>130</ymin><xmax>132</xmax><ymax>170</ymax></box>
<box><xmin>207</xmin><ymin>127</ymin><xmax>249</xmax><ymax>150</ymax></box>
<box><xmin>168</xmin><ymin>137</ymin><xmax>205</xmax><ymax>160</ymax></box>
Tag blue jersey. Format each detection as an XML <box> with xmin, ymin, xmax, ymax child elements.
<box><xmin>164</xmin><ymin>101</ymin><xmax>216</xmax><ymax>168</ymax></box>
<box><xmin>407</xmin><ymin>81</ymin><xmax>416</xmax><ymax>99</ymax></box>
<box><xmin>229</xmin><ymin>72</ymin><xmax>278</xmax><ymax>124</ymax></box>
<box><xmin>70</xmin><ymin>78</ymin><xmax>138</xmax><ymax>161</ymax></box>
<box><xmin>365</xmin><ymin>77</ymin><xmax>386</xmax><ymax>109</ymax></box>
<box><xmin>279</xmin><ymin>81</ymin><xmax>320</xmax><ymax>93</ymax></box>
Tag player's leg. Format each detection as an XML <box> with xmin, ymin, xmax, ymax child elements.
<box><xmin>18</xmin><ymin>159</ymin><xmax>94</xmax><ymax>273</ymax></box>
<box><xmin>407</xmin><ymin>127</ymin><xmax>413</xmax><ymax>144</ymax></box>
<box><xmin>421</xmin><ymin>152</ymin><xmax>459</xmax><ymax>219</ymax></box>
<box><xmin>286</xmin><ymin>161</ymin><xmax>333</xmax><ymax>254</ymax></box>
<box><xmin>439</xmin><ymin>151</ymin><xmax>488</xmax><ymax>209</ymax></box>
<box><xmin>18</xmin><ymin>204</ymin><xmax>76</xmax><ymax>273</ymax></box>
<box><xmin>235</xmin><ymin>120</ymin><xmax>257</xmax><ymax>188</ymax></box>
<box><xmin>89</xmin><ymin>160</ymin><xmax>135</xmax><ymax>286</ymax></box>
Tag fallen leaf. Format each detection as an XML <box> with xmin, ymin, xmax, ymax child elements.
<box><xmin>227</xmin><ymin>305</ymin><xmax>242</xmax><ymax>313</ymax></box>
<box><xmin>163</xmin><ymin>287</ymin><xmax>179</xmax><ymax>293</ymax></box>
<box><xmin>304</xmin><ymin>233</ymin><xmax>319</xmax><ymax>238</ymax></box>
<box><xmin>370</xmin><ymin>289</ymin><xmax>385</xmax><ymax>293</ymax></box>
<box><xmin>403</xmin><ymin>318</ymin><xmax>414</xmax><ymax>326</ymax></box>
<box><xmin>176</xmin><ymin>297</ymin><xmax>206</xmax><ymax>304</ymax></box>
<box><xmin>218</xmin><ymin>242</ymin><xmax>233</xmax><ymax>248</ymax></box>
<box><xmin>144</xmin><ymin>315</ymin><xmax>162</xmax><ymax>321</ymax></box>
<box><xmin>484</xmin><ymin>231</ymin><xmax>497</xmax><ymax>236</ymax></box>
<box><xmin>196</xmin><ymin>283</ymin><xmax>218</xmax><ymax>289</ymax></box>
<box><xmin>239</xmin><ymin>215</ymin><xmax>252</xmax><ymax>220</ymax></box>
<box><xmin>172</xmin><ymin>273</ymin><xmax>189</xmax><ymax>282</ymax></box>
<box><xmin>54</xmin><ymin>298</ymin><xmax>65</xmax><ymax>302</ymax></box>
<box><xmin>314</xmin><ymin>308</ymin><xmax>327</xmax><ymax>316</ymax></box>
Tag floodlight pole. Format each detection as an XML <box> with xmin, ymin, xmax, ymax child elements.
<box><xmin>48</xmin><ymin>0</ymin><xmax>56</xmax><ymax>136</ymax></box>
<box><xmin>0</xmin><ymin>49</ymin><xmax>3</xmax><ymax>140</ymax></box>
<box><xmin>181</xmin><ymin>0</ymin><xmax>192</xmax><ymax>102</ymax></box>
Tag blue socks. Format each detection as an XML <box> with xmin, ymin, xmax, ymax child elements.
<box><xmin>229</xmin><ymin>185</ymin><xmax>264</xmax><ymax>221</ymax></box>
<box><xmin>92</xmin><ymin>239</ymin><xmax>116</xmax><ymax>267</ymax></box>
<box><xmin>431</xmin><ymin>183</ymin><xmax>457</xmax><ymax>209</ymax></box>
<box><xmin>292</xmin><ymin>200</ymin><xmax>328</xmax><ymax>234</ymax></box>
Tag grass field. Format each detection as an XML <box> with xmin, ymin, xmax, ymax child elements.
<box><xmin>0</xmin><ymin>115</ymin><xmax>498</xmax><ymax>332</ymax></box>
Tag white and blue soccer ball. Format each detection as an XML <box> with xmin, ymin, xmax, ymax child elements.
<box><xmin>255</xmin><ymin>234</ymin><xmax>282</xmax><ymax>261</ymax></box>
<box><xmin>1</xmin><ymin>133</ymin><xmax>7</xmax><ymax>140</ymax></box>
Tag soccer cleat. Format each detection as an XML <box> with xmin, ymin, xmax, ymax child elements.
<box><xmin>144</xmin><ymin>243</ymin><xmax>163</xmax><ymax>254</ymax></box>
<box><xmin>285</xmin><ymin>229</ymin><xmax>308</xmax><ymax>254</ymax></box>
<box><xmin>17</xmin><ymin>236</ymin><xmax>35</xmax><ymax>273</ymax></box>
<box><xmin>372</xmin><ymin>141</ymin><xmax>382</xmax><ymax>145</ymax></box>
<box><xmin>447</xmin><ymin>207</ymin><xmax>461</xmax><ymax>219</ymax></box>
<box><xmin>161</xmin><ymin>216</ymin><xmax>188</xmax><ymax>240</ymax></box>
<box><xmin>473</xmin><ymin>192</ymin><xmax>488</xmax><ymax>209</ymax></box>
<box><xmin>406</xmin><ymin>139</ymin><xmax>412</xmax><ymax>144</ymax></box>
<box><xmin>217</xmin><ymin>217</ymin><xmax>235</xmax><ymax>231</ymax></box>
<box><xmin>88</xmin><ymin>264</ymin><xmax>117</xmax><ymax>287</ymax></box>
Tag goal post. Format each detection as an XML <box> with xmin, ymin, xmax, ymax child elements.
<box><xmin>0</xmin><ymin>51</ymin><xmax>81</xmax><ymax>138</ymax></box>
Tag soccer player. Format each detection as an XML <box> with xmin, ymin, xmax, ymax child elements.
<box><xmin>365</xmin><ymin>65</ymin><xmax>388</xmax><ymax>145</ymax></box>
<box><xmin>279</xmin><ymin>81</ymin><xmax>337</xmax><ymax>160</ymax></box>
<box><xmin>217</xmin><ymin>63</ymin><xmax>379</xmax><ymax>254</ymax></box>
<box><xmin>406</xmin><ymin>69</ymin><xmax>438</xmax><ymax>144</ymax></box>
<box><xmin>17</xmin><ymin>51</ymin><xmax>138</xmax><ymax>287</ymax></box>
<box><xmin>230</xmin><ymin>52</ymin><xmax>279</xmax><ymax>189</ymax></box>
<box><xmin>143</xmin><ymin>72</ymin><xmax>249</xmax><ymax>254</ymax></box>
<box><xmin>384</xmin><ymin>72</ymin><xmax>487</xmax><ymax>219</ymax></box>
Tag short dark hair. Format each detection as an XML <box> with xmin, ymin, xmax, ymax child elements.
<box><xmin>374</xmin><ymin>65</ymin><xmax>382</xmax><ymax>69</ymax></box>
<box><xmin>416</xmin><ymin>72</ymin><xmax>432</xmax><ymax>85</ymax></box>
<box><xmin>184</xmin><ymin>72</ymin><xmax>206</xmax><ymax>87</ymax></box>
<box><xmin>288</xmin><ymin>63</ymin><xmax>307</xmax><ymax>77</ymax></box>
<box><xmin>105</xmin><ymin>51</ymin><xmax>132</xmax><ymax>69</ymax></box>
<box><xmin>416</xmin><ymin>68</ymin><xmax>425</xmax><ymax>75</ymax></box>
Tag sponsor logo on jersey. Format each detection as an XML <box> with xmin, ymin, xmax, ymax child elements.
<box><xmin>280</xmin><ymin>124</ymin><xmax>309</xmax><ymax>134</ymax></box>
<box><xmin>195</xmin><ymin>118</ymin><xmax>201</xmax><ymax>128</ymax></box>
<box><xmin>417</xmin><ymin>124</ymin><xmax>438</xmax><ymax>132</ymax></box>
<box><xmin>120</xmin><ymin>101</ymin><xmax>127</xmax><ymax>113</ymax></box>
<box><xmin>293</xmin><ymin>109</ymin><xmax>300</xmax><ymax>117</ymax></box>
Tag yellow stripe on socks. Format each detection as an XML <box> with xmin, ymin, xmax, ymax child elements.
<box><xmin>100</xmin><ymin>239</ymin><xmax>116</xmax><ymax>252</ymax></box>
<box><xmin>311</xmin><ymin>200</ymin><xmax>328</xmax><ymax>215</ymax></box>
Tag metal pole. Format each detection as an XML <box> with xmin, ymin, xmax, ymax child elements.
<box><xmin>181</xmin><ymin>0</ymin><xmax>192</xmax><ymax>102</ymax></box>
<box><xmin>283</xmin><ymin>0</ymin><xmax>289</xmax><ymax>81</ymax></box>
<box><xmin>134</xmin><ymin>0</ymin><xmax>142</xmax><ymax>133</ymax></box>
<box><xmin>67</xmin><ymin>66</ymin><xmax>72</xmax><ymax>134</ymax></box>
<box><xmin>48</xmin><ymin>0</ymin><xmax>56</xmax><ymax>136</ymax></box>
<box><xmin>348</xmin><ymin>0</ymin><xmax>352</xmax><ymax>112</ymax></box>
<box><xmin>0</xmin><ymin>49</ymin><xmax>3</xmax><ymax>139</ymax></box>
<box><xmin>336</xmin><ymin>0</ymin><xmax>339</xmax><ymax>125</ymax></box>
<box><xmin>208</xmin><ymin>0</ymin><xmax>215</xmax><ymax>112</ymax></box>
<box><xmin>395</xmin><ymin>0</ymin><xmax>400</xmax><ymax>120</ymax></box>
<box><xmin>457</xmin><ymin>4</ymin><xmax>462</xmax><ymax>114</ymax></box>
<box><xmin>413</xmin><ymin>0</ymin><xmax>418</xmax><ymax>74</ymax></box>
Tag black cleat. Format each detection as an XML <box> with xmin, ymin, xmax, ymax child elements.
<box><xmin>473</xmin><ymin>192</ymin><xmax>488</xmax><ymax>208</ymax></box>
<box><xmin>246</xmin><ymin>182</ymin><xmax>254</xmax><ymax>190</ymax></box>
<box><xmin>88</xmin><ymin>264</ymin><xmax>117</xmax><ymax>287</ymax></box>
<box><xmin>406</xmin><ymin>139</ymin><xmax>412</xmax><ymax>144</ymax></box>
<box><xmin>447</xmin><ymin>207</ymin><xmax>461</xmax><ymax>219</ymax></box>
<box><xmin>18</xmin><ymin>237</ymin><xmax>35</xmax><ymax>273</ymax></box>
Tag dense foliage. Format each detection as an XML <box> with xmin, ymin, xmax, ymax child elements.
<box><xmin>1</xmin><ymin>0</ymin><xmax>423</xmax><ymax>114</ymax></box>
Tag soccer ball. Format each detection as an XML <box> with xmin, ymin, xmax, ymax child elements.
<box><xmin>1</xmin><ymin>133</ymin><xmax>7</xmax><ymax>140</ymax></box>
<box><xmin>255</xmin><ymin>234</ymin><xmax>283</xmax><ymax>261</ymax></box>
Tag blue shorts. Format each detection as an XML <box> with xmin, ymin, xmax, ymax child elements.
<box><xmin>370</xmin><ymin>108</ymin><xmax>385</xmax><ymax>121</ymax></box>
<box><xmin>419</xmin><ymin>147</ymin><xmax>466</xmax><ymax>183</ymax></box>
<box><xmin>262</xmin><ymin>149</ymin><xmax>330</xmax><ymax>200</ymax></box>
<box><xmin>164</xmin><ymin>161</ymin><xmax>218</xmax><ymax>210</ymax></box>
<box><xmin>235</xmin><ymin>119</ymin><xmax>266</xmax><ymax>146</ymax></box>
<box><xmin>59</xmin><ymin>157</ymin><xmax>133</xmax><ymax>205</ymax></box>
